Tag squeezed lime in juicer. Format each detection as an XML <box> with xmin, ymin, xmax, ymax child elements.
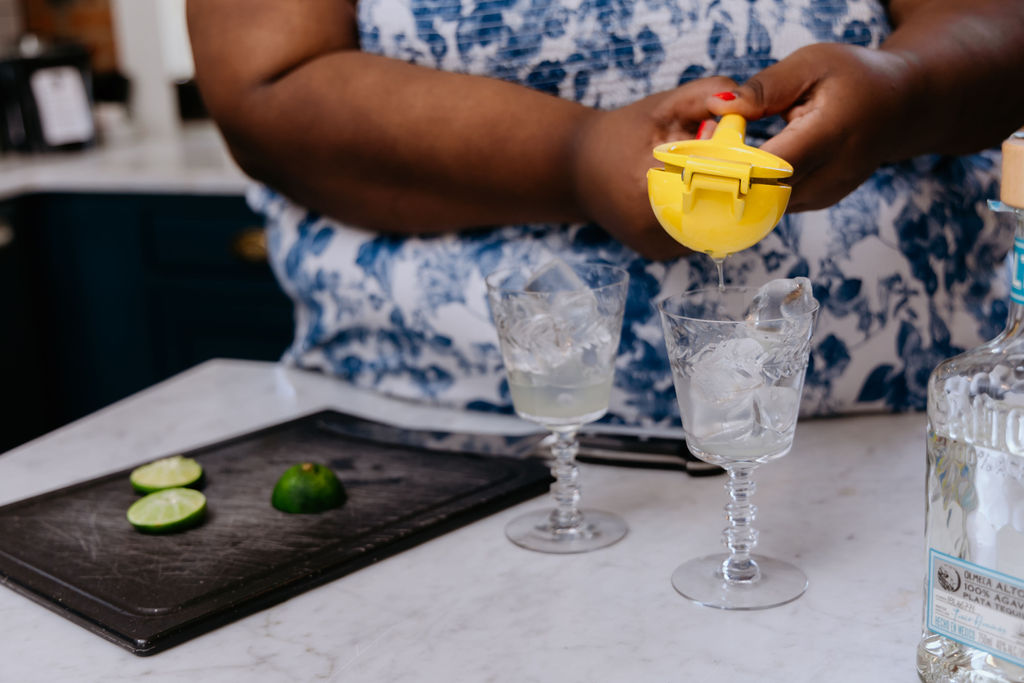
<box><xmin>647</xmin><ymin>114</ymin><xmax>793</xmax><ymax>260</ymax></box>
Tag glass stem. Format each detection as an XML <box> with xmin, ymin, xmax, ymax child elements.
<box><xmin>721</xmin><ymin>464</ymin><xmax>761</xmax><ymax>583</ymax></box>
<box><xmin>548</xmin><ymin>427</ymin><xmax>583</xmax><ymax>530</ymax></box>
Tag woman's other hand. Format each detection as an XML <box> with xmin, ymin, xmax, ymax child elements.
<box><xmin>704</xmin><ymin>0</ymin><xmax>1024</xmax><ymax>212</ymax></box>
<box><xmin>704</xmin><ymin>43</ymin><xmax>916</xmax><ymax>212</ymax></box>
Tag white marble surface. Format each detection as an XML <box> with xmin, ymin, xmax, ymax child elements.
<box><xmin>0</xmin><ymin>359</ymin><xmax>927</xmax><ymax>682</ymax></box>
<box><xmin>0</xmin><ymin>122</ymin><xmax>249</xmax><ymax>200</ymax></box>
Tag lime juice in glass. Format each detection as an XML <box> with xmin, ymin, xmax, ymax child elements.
<box><xmin>486</xmin><ymin>260</ymin><xmax>629</xmax><ymax>553</ymax></box>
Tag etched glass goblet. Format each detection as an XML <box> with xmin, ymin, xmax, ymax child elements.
<box><xmin>659</xmin><ymin>280</ymin><xmax>818</xmax><ymax>609</ymax></box>
<box><xmin>486</xmin><ymin>261</ymin><xmax>629</xmax><ymax>553</ymax></box>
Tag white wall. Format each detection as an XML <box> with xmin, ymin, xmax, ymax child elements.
<box><xmin>110</xmin><ymin>0</ymin><xmax>195</xmax><ymax>138</ymax></box>
<box><xmin>157</xmin><ymin>0</ymin><xmax>194</xmax><ymax>81</ymax></box>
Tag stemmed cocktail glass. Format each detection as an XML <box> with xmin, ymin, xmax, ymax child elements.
<box><xmin>486</xmin><ymin>261</ymin><xmax>629</xmax><ymax>553</ymax></box>
<box><xmin>659</xmin><ymin>280</ymin><xmax>818</xmax><ymax>609</ymax></box>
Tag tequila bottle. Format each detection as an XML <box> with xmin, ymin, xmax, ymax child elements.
<box><xmin>918</xmin><ymin>132</ymin><xmax>1024</xmax><ymax>682</ymax></box>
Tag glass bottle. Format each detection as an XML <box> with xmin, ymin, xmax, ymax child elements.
<box><xmin>918</xmin><ymin>132</ymin><xmax>1024</xmax><ymax>682</ymax></box>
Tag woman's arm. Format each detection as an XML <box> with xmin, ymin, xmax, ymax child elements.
<box><xmin>187</xmin><ymin>0</ymin><xmax>727</xmax><ymax>258</ymax></box>
<box><xmin>882</xmin><ymin>0</ymin><xmax>1024</xmax><ymax>155</ymax></box>
<box><xmin>705</xmin><ymin>0</ymin><xmax>1024</xmax><ymax>211</ymax></box>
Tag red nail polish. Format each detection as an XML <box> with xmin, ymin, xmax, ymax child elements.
<box><xmin>713</xmin><ymin>91</ymin><xmax>737</xmax><ymax>101</ymax></box>
<box><xmin>696</xmin><ymin>120</ymin><xmax>709</xmax><ymax>139</ymax></box>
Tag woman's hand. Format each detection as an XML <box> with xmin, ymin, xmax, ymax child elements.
<box><xmin>704</xmin><ymin>43</ymin><xmax>917</xmax><ymax>212</ymax></box>
<box><xmin>572</xmin><ymin>77</ymin><xmax>736</xmax><ymax>259</ymax></box>
<box><xmin>704</xmin><ymin>0</ymin><xmax>1024</xmax><ymax>212</ymax></box>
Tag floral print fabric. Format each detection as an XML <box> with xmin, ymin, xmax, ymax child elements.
<box><xmin>249</xmin><ymin>0</ymin><xmax>1009</xmax><ymax>427</ymax></box>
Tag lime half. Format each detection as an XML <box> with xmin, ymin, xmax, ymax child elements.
<box><xmin>130</xmin><ymin>455</ymin><xmax>203</xmax><ymax>494</ymax></box>
<box><xmin>127</xmin><ymin>487</ymin><xmax>207</xmax><ymax>533</ymax></box>
<box><xmin>271</xmin><ymin>462</ymin><xmax>347</xmax><ymax>514</ymax></box>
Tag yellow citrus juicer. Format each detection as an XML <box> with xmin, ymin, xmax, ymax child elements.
<box><xmin>647</xmin><ymin>114</ymin><xmax>793</xmax><ymax>259</ymax></box>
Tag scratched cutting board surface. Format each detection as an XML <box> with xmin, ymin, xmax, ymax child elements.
<box><xmin>0</xmin><ymin>411</ymin><xmax>550</xmax><ymax>656</ymax></box>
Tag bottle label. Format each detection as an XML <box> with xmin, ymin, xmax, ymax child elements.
<box><xmin>927</xmin><ymin>549</ymin><xmax>1024</xmax><ymax>666</ymax></box>
<box><xmin>1011</xmin><ymin>237</ymin><xmax>1024</xmax><ymax>305</ymax></box>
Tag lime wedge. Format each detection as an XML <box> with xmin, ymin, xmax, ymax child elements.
<box><xmin>271</xmin><ymin>462</ymin><xmax>347</xmax><ymax>514</ymax></box>
<box><xmin>130</xmin><ymin>455</ymin><xmax>203</xmax><ymax>494</ymax></box>
<box><xmin>127</xmin><ymin>488</ymin><xmax>207</xmax><ymax>533</ymax></box>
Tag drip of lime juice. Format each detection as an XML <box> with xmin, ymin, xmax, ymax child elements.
<box><xmin>712</xmin><ymin>256</ymin><xmax>726</xmax><ymax>289</ymax></box>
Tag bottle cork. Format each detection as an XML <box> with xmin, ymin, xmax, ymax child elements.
<box><xmin>1004</xmin><ymin>133</ymin><xmax>1024</xmax><ymax>209</ymax></box>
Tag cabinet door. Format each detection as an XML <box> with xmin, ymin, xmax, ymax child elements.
<box><xmin>0</xmin><ymin>200</ymin><xmax>50</xmax><ymax>452</ymax></box>
<box><xmin>142</xmin><ymin>195</ymin><xmax>294</xmax><ymax>378</ymax></box>
<box><xmin>15</xmin><ymin>193</ymin><xmax>295</xmax><ymax>439</ymax></box>
<box><xmin>22</xmin><ymin>193</ymin><xmax>159</xmax><ymax>426</ymax></box>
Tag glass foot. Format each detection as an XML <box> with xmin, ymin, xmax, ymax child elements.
<box><xmin>671</xmin><ymin>554</ymin><xmax>807</xmax><ymax>610</ymax></box>
<box><xmin>505</xmin><ymin>509</ymin><xmax>627</xmax><ymax>554</ymax></box>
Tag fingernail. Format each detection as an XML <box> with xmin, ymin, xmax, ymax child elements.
<box><xmin>696</xmin><ymin>119</ymin><xmax>709</xmax><ymax>139</ymax></box>
<box><xmin>713</xmin><ymin>91</ymin><xmax>737</xmax><ymax>101</ymax></box>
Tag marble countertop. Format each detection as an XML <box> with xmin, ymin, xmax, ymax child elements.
<box><xmin>0</xmin><ymin>359</ymin><xmax>927</xmax><ymax>682</ymax></box>
<box><xmin>0</xmin><ymin>122</ymin><xmax>250</xmax><ymax>200</ymax></box>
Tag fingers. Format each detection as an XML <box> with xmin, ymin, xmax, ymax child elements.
<box><xmin>696</xmin><ymin>119</ymin><xmax>716</xmax><ymax>140</ymax></box>
<box><xmin>758</xmin><ymin>108</ymin><xmax>831</xmax><ymax>178</ymax></box>
<box><xmin>705</xmin><ymin>50</ymin><xmax>820</xmax><ymax>121</ymax></box>
<box><xmin>766</xmin><ymin>113</ymin><xmax>872</xmax><ymax>212</ymax></box>
<box><xmin>697</xmin><ymin>50</ymin><xmax>825</xmax><ymax>174</ymax></box>
<box><xmin>654</xmin><ymin>76</ymin><xmax>739</xmax><ymax>135</ymax></box>
<box><xmin>786</xmin><ymin>168</ymin><xmax>866</xmax><ymax>212</ymax></box>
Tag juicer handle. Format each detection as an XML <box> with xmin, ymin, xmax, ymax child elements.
<box><xmin>713</xmin><ymin>114</ymin><xmax>747</xmax><ymax>147</ymax></box>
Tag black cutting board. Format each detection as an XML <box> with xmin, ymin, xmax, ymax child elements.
<box><xmin>0</xmin><ymin>410</ymin><xmax>550</xmax><ymax>655</ymax></box>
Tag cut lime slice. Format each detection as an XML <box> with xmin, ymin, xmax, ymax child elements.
<box><xmin>130</xmin><ymin>455</ymin><xmax>203</xmax><ymax>494</ymax></box>
<box><xmin>127</xmin><ymin>488</ymin><xmax>207</xmax><ymax>533</ymax></box>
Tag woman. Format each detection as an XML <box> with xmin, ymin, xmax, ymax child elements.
<box><xmin>187</xmin><ymin>0</ymin><xmax>1024</xmax><ymax>425</ymax></box>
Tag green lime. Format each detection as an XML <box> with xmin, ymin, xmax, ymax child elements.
<box><xmin>127</xmin><ymin>487</ymin><xmax>207</xmax><ymax>533</ymax></box>
<box><xmin>130</xmin><ymin>455</ymin><xmax>204</xmax><ymax>494</ymax></box>
<box><xmin>271</xmin><ymin>462</ymin><xmax>347</xmax><ymax>514</ymax></box>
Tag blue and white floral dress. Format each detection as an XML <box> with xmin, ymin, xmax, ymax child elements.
<box><xmin>248</xmin><ymin>0</ymin><xmax>1008</xmax><ymax>427</ymax></box>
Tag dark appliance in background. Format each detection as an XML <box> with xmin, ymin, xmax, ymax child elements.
<box><xmin>0</xmin><ymin>40</ymin><xmax>96</xmax><ymax>153</ymax></box>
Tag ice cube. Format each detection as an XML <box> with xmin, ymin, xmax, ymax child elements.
<box><xmin>526</xmin><ymin>260</ymin><xmax>607</xmax><ymax>349</ymax></box>
<box><xmin>751</xmin><ymin>385</ymin><xmax>800</xmax><ymax>434</ymax></box>
<box><xmin>676</xmin><ymin>338</ymin><xmax>767</xmax><ymax>443</ymax></box>
<box><xmin>690</xmin><ymin>338</ymin><xmax>765</xmax><ymax>403</ymax></box>
<box><xmin>502</xmin><ymin>310</ymin><xmax>563</xmax><ymax>374</ymax></box>
<box><xmin>554</xmin><ymin>290</ymin><xmax>610</xmax><ymax>344</ymax></box>
<box><xmin>499</xmin><ymin>294</ymin><xmax>610</xmax><ymax>378</ymax></box>
<box><xmin>744</xmin><ymin>276</ymin><xmax>815</xmax><ymax>322</ymax></box>
<box><xmin>495</xmin><ymin>259</ymin><xmax>616</xmax><ymax>379</ymax></box>
<box><xmin>743</xmin><ymin>277</ymin><xmax>815</xmax><ymax>352</ymax></box>
<box><xmin>524</xmin><ymin>258</ymin><xmax>588</xmax><ymax>292</ymax></box>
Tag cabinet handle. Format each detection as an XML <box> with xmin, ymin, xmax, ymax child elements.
<box><xmin>0</xmin><ymin>221</ymin><xmax>13</xmax><ymax>250</ymax></box>
<box><xmin>231</xmin><ymin>227</ymin><xmax>268</xmax><ymax>263</ymax></box>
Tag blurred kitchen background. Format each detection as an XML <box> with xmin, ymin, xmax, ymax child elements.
<box><xmin>0</xmin><ymin>0</ymin><xmax>293</xmax><ymax>452</ymax></box>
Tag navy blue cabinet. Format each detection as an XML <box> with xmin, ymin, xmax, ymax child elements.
<box><xmin>0</xmin><ymin>200</ymin><xmax>50</xmax><ymax>451</ymax></box>
<box><xmin>3</xmin><ymin>193</ymin><xmax>293</xmax><ymax>452</ymax></box>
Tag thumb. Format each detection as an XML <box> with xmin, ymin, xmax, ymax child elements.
<box><xmin>706</xmin><ymin>55</ymin><xmax>818</xmax><ymax>121</ymax></box>
<box><xmin>652</xmin><ymin>75</ymin><xmax>740</xmax><ymax>131</ymax></box>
